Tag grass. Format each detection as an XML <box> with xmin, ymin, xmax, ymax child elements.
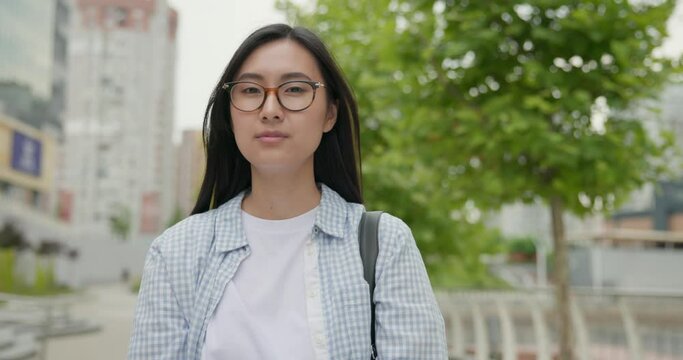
<box><xmin>0</xmin><ymin>249</ymin><xmax>73</xmax><ymax>297</ymax></box>
<box><xmin>4</xmin><ymin>283</ymin><xmax>73</xmax><ymax>296</ymax></box>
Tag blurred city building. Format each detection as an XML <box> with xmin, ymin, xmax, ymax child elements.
<box><xmin>609</xmin><ymin>84</ymin><xmax>683</xmax><ymax>235</ymax></box>
<box><xmin>0</xmin><ymin>1</ymin><xmax>72</xmax><ymax>249</ymax></box>
<box><xmin>0</xmin><ymin>1</ymin><xmax>69</xmax><ymax>136</ymax></box>
<box><xmin>175</xmin><ymin>129</ymin><xmax>204</xmax><ymax>216</ymax></box>
<box><xmin>492</xmin><ymin>202</ymin><xmax>603</xmax><ymax>246</ymax></box>
<box><xmin>566</xmin><ymin>84</ymin><xmax>683</xmax><ymax>292</ymax></box>
<box><xmin>609</xmin><ymin>181</ymin><xmax>683</xmax><ymax>234</ymax></box>
<box><xmin>60</xmin><ymin>0</ymin><xmax>178</xmax><ymax>241</ymax></box>
<box><xmin>0</xmin><ymin>114</ymin><xmax>70</xmax><ymax>246</ymax></box>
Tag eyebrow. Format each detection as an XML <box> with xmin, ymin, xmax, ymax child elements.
<box><xmin>236</xmin><ymin>72</ymin><xmax>313</xmax><ymax>82</ymax></box>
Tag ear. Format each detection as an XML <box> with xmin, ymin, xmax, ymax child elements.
<box><xmin>323</xmin><ymin>100</ymin><xmax>338</xmax><ymax>133</ymax></box>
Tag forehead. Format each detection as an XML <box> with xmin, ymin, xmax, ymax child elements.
<box><xmin>235</xmin><ymin>39</ymin><xmax>323</xmax><ymax>82</ymax></box>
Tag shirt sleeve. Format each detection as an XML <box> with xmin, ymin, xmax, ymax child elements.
<box><xmin>373</xmin><ymin>216</ymin><xmax>448</xmax><ymax>360</ymax></box>
<box><xmin>128</xmin><ymin>244</ymin><xmax>189</xmax><ymax>359</ymax></box>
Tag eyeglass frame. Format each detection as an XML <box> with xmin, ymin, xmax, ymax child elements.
<box><xmin>221</xmin><ymin>80</ymin><xmax>326</xmax><ymax>112</ymax></box>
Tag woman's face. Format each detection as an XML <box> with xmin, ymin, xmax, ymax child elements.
<box><xmin>230</xmin><ymin>39</ymin><xmax>337</xmax><ymax>176</ymax></box>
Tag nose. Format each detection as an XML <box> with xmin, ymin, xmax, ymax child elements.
<box><xmin>259</xmin><ymin>88</ymin><xmax>283</xmax><ymax>122</ymax></box>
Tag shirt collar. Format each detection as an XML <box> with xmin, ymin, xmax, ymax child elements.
<box><xmin>213</xmin><ymin>183</ymin><xmax>350</xmax><ymax>253</ymax></box>
<box><xmin>314</xmin><ymin>183</ymin><xmax>348</xmax><ymax>239</ymax></box>
<box><xmin>213</xmin><ymin>191</ymin><xmax>248</xmax><ymax>253</ymax></box>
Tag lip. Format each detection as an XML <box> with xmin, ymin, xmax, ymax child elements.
<box><xmin>256</xmin><ymin>130</ymin><xmax>289</xmax><ymax>143</ymax></box>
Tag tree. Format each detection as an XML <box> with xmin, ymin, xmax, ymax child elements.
<box><xmin>280</xmin><ymin>0</ymin><xmax>681</xmax><ymax>357</ymax></box>
<box><xmin>109</xmin><ymin>205</ymin><xmax>132</xmax><ymax>241</ymax></box>
<box><xmin>0</xmin><ymin>222</ymin><xmax>30</xmax><ymax>250</ymax></box>
<box><xmin>279</xmin><ymin>2</ymin><xmax>511</xmax><ymax>290</ymax></box>
<box><xmin>0</xmin><ymin>222</ymin><xmax>29</xmax><ymax>292</ymax></box>
<box><xmin>35</xmin><ymin>240</ymin><xmax>64</xmax><ymax>256</ymax></box>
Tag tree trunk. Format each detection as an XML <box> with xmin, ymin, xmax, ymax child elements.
<box><xmin>551</xmin><ymin>196</ymin><xmax>572</xmax><ymax>359</ymax></box>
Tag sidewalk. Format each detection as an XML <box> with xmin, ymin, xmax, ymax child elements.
<box><xmin>44</xmin><ymin>283</ymin><xmax>137</xmax><ymax>360</ymax></box>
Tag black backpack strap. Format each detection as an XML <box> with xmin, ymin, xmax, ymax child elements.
<box><xmin>359</xmin><ymin>211</ymin><xmax>383</xmax><ymax>359</ymax></box>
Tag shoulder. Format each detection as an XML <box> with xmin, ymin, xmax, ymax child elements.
<box><xmin>370</xmin><ymin>211</ymin><xmax>425</xmax><ymax>283</ymax></box>
<box><xmin>148</xmin><ymin>206</ymin><xmax>225</xmax><ymax>262</ymax></box>
<box><xmin>342</xmin><ymin>199</ymin><xmax>413</xmax><ymax>252</ymax></box>
<box><xmin>376</xmin><ymin>212</ymin><xmax>413</xmax><ymax>255</ymax></box>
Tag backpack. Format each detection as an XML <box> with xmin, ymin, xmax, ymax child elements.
<box><xmin>358</xmin><ymin>211</ymin><xmax>383</xmax><ymax>359</ymax></box>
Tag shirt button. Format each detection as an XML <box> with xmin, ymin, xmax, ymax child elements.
<box><xmin>308</xmin><ymin>290</ymin><xmax>317</xmax><ymax>298</ymax></box>
<box><xmin>313</xmin><ymin>226</ymin><xmax>319</xmax><ymax>234</ymax></box>
<box><xmin>315</xmin><ymin>334</ymin><xmax>325</xmax><ymax>346</ymax></box>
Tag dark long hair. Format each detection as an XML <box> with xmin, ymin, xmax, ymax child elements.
<box><xmin>191</xmin><ymin>24</ymin><xmax>363</xmax><ymax>215</ymax></box>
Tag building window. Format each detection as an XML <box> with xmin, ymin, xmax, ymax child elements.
<box><xmin>107</xmin><ymin>6</ymin><xmax>128</xmax><ymax>27</ymax></box>
<box><xmin>97</xmin><ymin>166</ymin><xmax>108</xmax><ymax>179</ymax></box>
<box><xmin>31</xmin><ymin>190</ymin><xmax>41</xmax><ymax>208</ymax></box>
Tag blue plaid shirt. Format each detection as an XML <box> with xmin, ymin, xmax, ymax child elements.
<box><xmin>129</xmin><ymin>184</ymin><xmax>447</xmax><ymax>359</ymax></box>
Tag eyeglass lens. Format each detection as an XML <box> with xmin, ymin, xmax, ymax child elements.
<box><xmin>229</xmin><ymin>81</ymin><xmax>316</xmax><ymax>112</ymax></box>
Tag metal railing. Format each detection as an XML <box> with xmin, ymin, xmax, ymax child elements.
<box><xmin>437</xmin><ymin>288</ymin><xmax>683</xmax><ymax>360</ymax></box>
<box><xmin>0</xmin><ymin>292</ymin><xmax>101</xmax><ymax>360</ymax></box>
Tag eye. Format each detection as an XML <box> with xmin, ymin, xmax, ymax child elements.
<box><xmin>281</xmin><ymin>82</ymin><xmax>311</xmax><ymax>95</ymax></box>
<box><xmin>241</xmin><ymin>86</ymin><xmax>262</xmax><ymax>94</ymax></box>
<box><xmin>285</xmin><ymin>86</ymin><xmax>305</xmax><ymax>93</ymax></box>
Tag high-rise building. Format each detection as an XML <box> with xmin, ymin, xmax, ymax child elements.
<box><xmin>0</xmin><ymin>0</ymin><xmax>71</xmax><ymax>245</ymax></box>
<box><xmin>0</xmin><ymin>0</ymin><xmax>69</xmax><ymax>135</ymax></box>
<box><xmin>61</xmin><ymin>0</ymin><xmax>178</xmax><ymax>237</ymax></box>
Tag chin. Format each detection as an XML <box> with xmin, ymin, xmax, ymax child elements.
<box><xmin>250</xmin><ymin>161</ymin><xmax>295</xmax><ymax>173</ymax></box>
<box><xmin>250</xmin><ymin>157</ymin><xmax>314</xmax><ymax>175</ymax></box>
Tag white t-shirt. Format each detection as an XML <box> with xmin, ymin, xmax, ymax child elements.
<box><xmin>201</xmin><ymin>206</ymin><xmax>324</xmax><ymax>360</ymax></box>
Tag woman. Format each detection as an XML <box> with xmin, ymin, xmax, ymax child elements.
<box><xmin>129</xmin><ymin>24</ymin><xmax>447</xmax><ymax>360</ymax></box>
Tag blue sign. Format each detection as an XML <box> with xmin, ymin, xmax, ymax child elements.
<box><xmin>11</xmin><ymin>131</ymin><xmax>42</xmax><ymax>177</ymax></box>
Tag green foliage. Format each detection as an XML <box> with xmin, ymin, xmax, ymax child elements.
<box><xmin>507</xmin><ymin>237</ymin><xmax>538</xmax><ymax>255</ymax></box>
<box><xmin>0</xmin><ymin>250</ymin><xmax>69</xmax><ymax>296</ymax></box>
<box><xmin>0</xmin><ymin>249</ymin><xmax>15</xmax><ymax>292</ymax></box>
<box><xmin>0</xmin><ymin>222</ymin><xmax>29</xmax><ymax>250</ymax></box>
<box><xmin>35</xmin><ymin>240</ymin><xmax>63</xmax><ymax>256</ymax></box>
<box><xmin>109</xmin><ymin>205</ymin><xmax>132</xmax><ymax>240</ymax></box>
<box><xmin>33</xmin><ymin>258</ymin><xmax>55</xmax><ymax>294</ymax></box>
<box><xmin>0</xmin><ymin>225</ymin><xmax>71</xmax><ymax>296</ymax></box>
<box><xmin>279</xmin><ymin>0</ymin><xmax>681</xmax><ymax>288</ymax></box>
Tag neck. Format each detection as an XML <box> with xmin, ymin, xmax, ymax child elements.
<box><xmin>242</xmin><ymin>165</ymin><xmax>321</xmax><ymax>220</ymax></box>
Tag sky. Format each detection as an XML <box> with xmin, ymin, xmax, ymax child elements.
<box><xmin>166</xmin><ymin>0</ymin><xmax>287</xmax><ymax>141</ymax></box>
<box><xmin>167</xmin><ymin>0</ymin><xmax>683</xmax><ymax>142</ymax></box>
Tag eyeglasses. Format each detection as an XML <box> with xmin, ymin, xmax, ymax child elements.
<box><xmin>222</xmin><ymin>80</ymin><xmax>326</xmax><ymax>112</ymax></box>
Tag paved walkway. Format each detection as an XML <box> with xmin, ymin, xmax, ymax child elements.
<box><xmin>44</xmin><ymin>283</ymin><xmax>137</xmax><ymax>360</ymax></box>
